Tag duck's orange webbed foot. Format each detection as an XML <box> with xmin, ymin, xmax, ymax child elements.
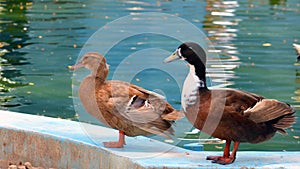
<box><xmin>103</xmin><ymin>141</ymin><xmax>125</xmax><ymax>148</ymax></box>
<box><xmin>206</xmin><ymin>140</ymin><xmax>239</xmax><ymax>165</ymax></box>
<box><xmin>207</xmin><ymin>156</ymin><xmax>235</xmax><ymax>165</ymax></box>
<box><xmin>103</xmin><ymin>130</ymin><xmax>126</xmax><ymax>148</ymax></box>
<box><xmin>206</xmin><ymin>155</ymin><xmax>223</xmax><ymax>161</ymax></box>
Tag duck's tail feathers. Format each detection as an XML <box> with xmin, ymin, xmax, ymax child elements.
<box><xmin>161</xmin><ymin>110</ymin><xmax>185</xmax><ymax>121</ymax></box>
<box><xmin>273</xmin><ymin>113</ymin><xmax>296</xmax><ymax>134</ymax></box>
<box><xmin>139</xmin><ymin>124</ymin><xmax>175</xmax><ymax>138</ymax></box>
<box><xmin>244</xmin><ymin>99</ymin><xmax>296</xmax><ymax>131</ymax></box>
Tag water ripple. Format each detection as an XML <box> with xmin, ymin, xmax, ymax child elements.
<box><xmin>204</xmin><ymin>0</ymin><xmax>241</xmax><ymax>88</ymax></box>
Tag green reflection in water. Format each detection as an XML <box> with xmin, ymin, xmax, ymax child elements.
<box><xmin>0</xmin><ymin>0</ymin><xmax>32</xmax><ymax>108</ymax></box>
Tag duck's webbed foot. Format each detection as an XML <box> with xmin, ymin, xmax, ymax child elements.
<box><xmin>206</xmin><ymin>140</ymin><xmax>240</xmax><ymax>165</ymax></box>
<box><xmin>207</xmin><ymin>156</ymin><xmax>235</xmax><ymax>165</ymax></box>
<box><xmin>103</xmin><ymin>141</ymin><xmax>125</xmax><ymax>148</ymax></box>
<box><xmin>103</xmin><ymin>130</ymin><xmax>126</xmax><ymax>148</ymax></box>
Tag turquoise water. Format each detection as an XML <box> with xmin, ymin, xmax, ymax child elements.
<box><xmin>0</xmin><ymin>0</ymin><xmax>299</xmax><ymax>151</ymax></box>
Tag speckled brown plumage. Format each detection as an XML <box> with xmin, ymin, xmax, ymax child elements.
<box><xmin>70</xmin><ymin>52</ymin><xmax>183</xmax><ymax>148</ymax></box>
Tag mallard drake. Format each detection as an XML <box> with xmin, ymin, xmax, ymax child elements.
<box><xmin>69</xmin><ymin>52</ymin><xmax>183</xmax><ymax>148</ymax></box>
<box><xmin>293</xmin><ymin>43</ymin><xmax>300</xmax><ymax>62</ymax></box>
<box><xmin>164</xmin><ymin>42</ymin><xmax>296</xmax><ymax>165</ymax></box>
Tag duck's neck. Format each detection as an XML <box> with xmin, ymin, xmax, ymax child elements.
<box><xmin>90</xmin><ymin>62</ymin><xmax>109</xmax><ymax>84</ymax></box>
<box><xmin>92</xmin><ymin>73</ymin><xmax>106</xmax><ymax>85</ymax></box>
<box><xmin>190</xmin><ymin>62</ymin><xmax>208</xmax><ymax>91</ymax></box>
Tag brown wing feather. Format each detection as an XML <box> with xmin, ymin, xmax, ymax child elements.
<box><xmin>129</xmin><ymin>83</ymin><xmax>166</xmax><ymax>99</ymax></box>
<box><xmin>224</xmin><ymin>89</ymin><xmax>264</xmax><ymax>114</ymax></box>
<box><xmin>244</xmin><ymin>99</ymin><xmax>295</xmax><ymax>123</ymax></box>
<box><xmin>272</xmin><ymin>114</ymin><xmax>296</xmax><ymax>134</ymax></box>
<box><xmin>128</xmin><ymin>82</ymin><xmax>184</xmax><ymax>121</ymax></box>
<box><xmin>106</xmin><ymin>80</ymin><xmax>181</xmax><ymax>137</ymax></box>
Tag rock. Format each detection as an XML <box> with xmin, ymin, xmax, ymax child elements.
<box><xmin>8</xmin><ymin>165</ymin><xmax>17</xmax><ymax>169</ymax></box>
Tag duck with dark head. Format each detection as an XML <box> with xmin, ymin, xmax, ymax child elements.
<box><xmin>164</xmin><ymin>42</ymin><xmax>296</xmax><ymax>165</ymax></box>
<box><xmin>70</xmin><ymin>52</ymin><xmax>184</xmax><ymax>148</ymax></box>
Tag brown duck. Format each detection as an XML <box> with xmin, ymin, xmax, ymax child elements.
<box><xmin>164</xmin><ymin>42</ymin><xmax>296</xmax><ymax>165</ymax></box>
<box><xmin>69</xmin><ymin>52</ymin><xmax>183</xmax><ymax>148</ymax></box>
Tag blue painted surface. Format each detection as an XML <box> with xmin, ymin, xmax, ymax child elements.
<box><xmin>183</xmin><ymin>143</ymin><xmax>204</xmax><ymax>151</ymax></box>
<box><xmin>0</xmin><ymin>110</ymin><xmax>300</xmax><ymax>169</ymax></box>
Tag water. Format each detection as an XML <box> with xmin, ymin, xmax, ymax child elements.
<box><xmin>0</xmin><ymin>0</ymin><xmax>299</xmax><ymax>151</ymax></box>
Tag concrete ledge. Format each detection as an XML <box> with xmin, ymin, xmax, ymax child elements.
<box><xmin>0</xmin><ymin>110</ymin><xmax>299</xmax><ymax>169</ymax></box>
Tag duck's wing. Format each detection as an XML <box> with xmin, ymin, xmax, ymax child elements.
<box><xmin>243</xmin><ymin>99</ymin><xmax>295</xmax><ymax>123</ymax></box>
<box><xmin>108</xmin><ymin>80</ymin><xmax>182</xmax><ymax>120</ymax></box>
<box><xmin>223</xmin><ymin>88</ymin><xmax>264</xmax><ymax>113</ymax></box>
<box><xmin>228</xmin><ymin>88</ymin><xmax>265</xmax><ymax>101</ymax></box>
<box><xmin>128</xmin><ymin>83</ymin><xmax>184</xmax><ymax>121</ymax></box>
<box><xmin>123</xmin><ymin>95</ymin><xmax>174</xmax><ymax>137</ymax></box>
<box><xmin>243</xmin><ymin>99</ymin><xmax>295</xmax><ymax>134</ymax></box>
<box><xmin>124</xmin><ymin>95</ymin><xmax>160</xmax><ymax>123</ymax></box>
<box><xmin>129</xmin><ymin>84</ymin><xmax>166</xmax><ymax>99</ymax></box>
<box><xmin>235</xmin><ymin>88</ymin><xmax>295</xmax><ymax>124</ymax></box>
<box><xmin>108</xmin><ymin>81</ymin><xmax>183</xmax><ymax>137</ymax></box>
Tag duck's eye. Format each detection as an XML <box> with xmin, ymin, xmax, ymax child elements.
<box><xmin>177</xmin><ymin>48</ymin><xmax>183</xmax><ymax>59</ymax></box>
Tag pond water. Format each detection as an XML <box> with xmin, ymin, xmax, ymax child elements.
<box><xmin>0</xmin><ymin>0</ymin><xmax>299</xmax><ymax>151</ymax></box>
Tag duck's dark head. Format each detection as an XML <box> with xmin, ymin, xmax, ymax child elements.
<box><xmin>164</xmin><ymin>42</ymin><xmax>206</xmax><ymax>66</ymax></box>
<box><xmin>69</xmin><ymin>52</ymin><xmax>109</xmax><ymax>79</ymax></box>
<box><xmin>164</xmin><ymin>42</ymin><xmax>207</xmax><ymax>87</ymax></box>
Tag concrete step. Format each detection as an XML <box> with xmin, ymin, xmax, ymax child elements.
<box><xmin>0</xmin><ymin>110</ymin><xmax>299</xmax><ymax>169</ymax></box>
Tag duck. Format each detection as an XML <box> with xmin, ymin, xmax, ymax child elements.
<box><xmin>164</xmin><ymin>42</ymin><xmax>296</xmax><ymax>165</ymax></box>
<box><xmin>69</xmin><ymin>52</ymin><xmax>183</xmax><ymax>148</ymax></box>
<box><xmin>293</xmin><ymin>43</ymin><xmax>300</xmax><ymax>62</ymax></box>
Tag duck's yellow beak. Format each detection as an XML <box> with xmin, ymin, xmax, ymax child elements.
<box><xmin>68</xmin><ymin>65</ymin><xmax>74</xmax><ymax>70</ymax></box>
<box><xmin>163</xmin><ymin>49</ymin><xmax>181</xmax><ymax>63</ymax></box>
<box><xmin>68</xmin><ymin>61</ymin><xmax>84</xmax><ymax>70</ymax></box>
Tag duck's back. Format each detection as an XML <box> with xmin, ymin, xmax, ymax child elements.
<box><xmin>186</xmin><ymin>88</ymin><xmax>295</xmax><ymax>143</ymax></box>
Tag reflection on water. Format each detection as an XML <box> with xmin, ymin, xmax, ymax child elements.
<box><xmin>0</xmin><ymin>0</ymin><xmax>32</xmax><ymax>107</ymax></box>
<box><xmin>0</xmin><ymin>0</ymin><xmax>299</xmax><ymax>150</ymax></box>
<box><xmin>233</xmin><ymin>0</ymin><xmax>300</xmax><ymax>150</ymax></box>
<box><xmin>204</xmin><ymin>0</ymin><xmax>240</xmax><ymax>88</ymax></box>
<box><xmin>0</xmin><ymin>0</ymin><xmax>86</xmax><ymax>118</ymax></box>
<box><xmin>292</xmin><ymin>44</ymin><xmax>300</xmax><ymax>107</ymax></box>
<box><xmin>293</xmin><ymin>68</ymin><xmax>300</xmax><ymax>107</ymax></box>
<box><xmin>269</xmin><ymin>0</ymin><xmax>286</xmax><ymax>6</ymax></box>
<box><xmin>180</xmin><ymin>0</ymin><xmax>242</xmax><ymax>149</ymax></box>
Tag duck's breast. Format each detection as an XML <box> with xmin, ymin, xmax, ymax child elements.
<box><xmin>182</xmin><ymin>70</ymin><xmax>201</xmax><ymax>112</ymax></box>
<box><xmin>78</xmin><ymin>76</ymin><xmax>110</xmax><ymax>126</ymax></box>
